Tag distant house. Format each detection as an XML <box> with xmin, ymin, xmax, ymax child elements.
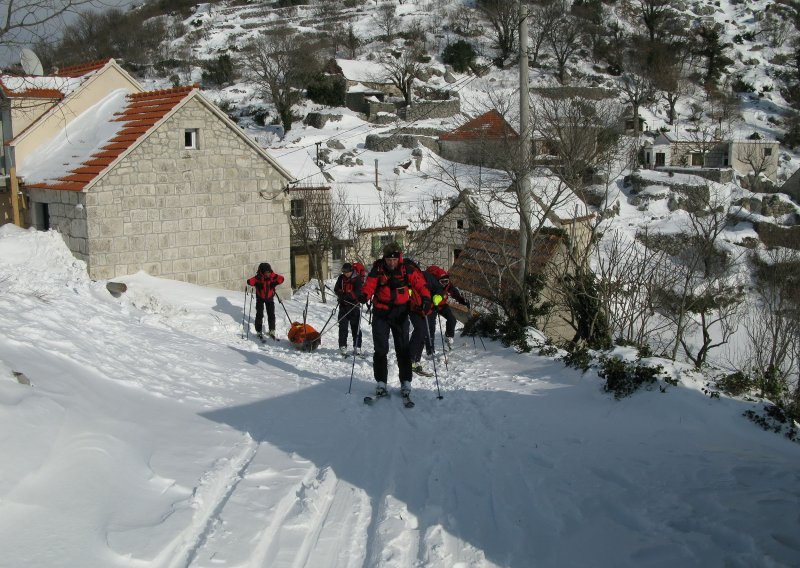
<box><xmin>287</xmin><ymin>184</ymin><xmax>335</xmax><ymax>287</ymax></box>
<box><xmin>438</xmin><ymin>109</ymin><xmax>518</xmax><ymax>169</ymax></box>
<box><xmin>354</xmin><ymin>225</ymin><xmax>408</xmax><ymax>264</ymax></box>
<box><xmin>448</xmin><ymin>226</ymin><xmax>578</xmax><ymax>341</ymax></box>
<box><xmin>782</xmin><ymin>167</ymin><xmax>800</xmax><ymax>203</ymax></box>
<box><xmin>1</xmin><ymin>58</ymin><xmax>143</xmax><ymax>224</ymax></box>
<box><xmin>408</xmin><ymin>194</ymin><xmax>476</xmax><ymax>270</ymax></box>
<box><xmin>642</xmin><ymin>131</ymin><xmax>780</xmax><ymax>181</ymax></box>
<box><xmin>17</xmin><ymin>84</ymin><xmax>294</xmax><ymax>292</ymax></box>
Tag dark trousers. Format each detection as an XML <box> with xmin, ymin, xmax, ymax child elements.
<box><xmin>371</xmin><ymin>306</ymin><xmax>412</xmax><ymax>384</ymax></box>
<box><xmin>338</xmin><ymin>303</ymin><xmax>362</xmax><ymax>348</ymax></box>
<box><xmin>255</xmin><ymin>298</ymin><xmax>276</xmax><ymax>333</ymax></box>
<box><xmin>439</xmin><ymin>305</ymin><xmax>457</xmax><ymax>338</ymax></box>
<box><xmin>409</xmin><ymin>311</ymin><xmax>435</xmax><ymax>363</ymax></box>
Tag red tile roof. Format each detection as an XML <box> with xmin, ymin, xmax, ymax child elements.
<box><xmin>0</xmin><ymin>79</ymin><xmax>63</xmax><ymax>99</ymax></box>
<box><xmin>439</xmin><ymin>109</ymin><xmax>519</xmax><ymax>142</ymax></box>
<box><xmin>448</xmin><ymin>226</ymin><xmax>560</xmax><ymax>299</ymax></box>
<box><xmin>28</xmin><ymin>86</ymin><xmax>196</xmax><ymax>192</ymax></box>
<box><xmin>54</xmin><ymin>58</ymin><xmax>112</xmax><ymax>78</ymax></box>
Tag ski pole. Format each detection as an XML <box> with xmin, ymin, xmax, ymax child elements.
<box><xmin>241</xmin><ymin>286</ymin><xmax>249</xmax><ymax>339</ymax></box>
<box><xmin>437</xmin><ymin>312</ymin><xmax>449</xmax><ymax>371</ymax></box>
<box><xmin>275</xmin><ymin>291</ymin><xmax>293</xmax><ymax>324</ymax></box>
<box><xmin>247</xmin><ymin>287</ymin><xmax>255</xmax><ymax>340</ymax></box>
<box><xmin>424</xmin><ymin>321</ymin><xmax>444</xmax><ymax>400</ymax></box>
<box><xmin>316</xmin><ymin>303</ymin><xmax>339</xmax><ymax>336</ymax></box>
<box><xmin>347</xmin><ymin>305</ymin><xmax>362</xmax><ymax>395</ymax></box>
<box><xmin>317</xmin><ymin>302</ymin><xmax>361</xmax><ymax>339</ymax></box>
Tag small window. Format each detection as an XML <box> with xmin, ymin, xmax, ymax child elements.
<box><xmin>691</xmin><ymin>152</ymin><xmax>703</xmax><ymax>166</ymax></box>
<box><xmin>764</xmin><ymin>148</ymin><xmax>772</xmax><ymax>156</ymax></box>
<box><xmin>290</xmin><ymin>199</ymin><xmax>305</xmax><ymax>218</ymax></box>
<box><xmin>184</xmin><ymin>128</ymin><xmax>199</xmax><ymax>149</ymax></box>
<box><xmin>453</xmin><ymin>248</ymin><xmax>462</xmax><ymax>259</ymax></box>
<box><xmin>457</xmin><ymin>219</ymin><xmax>464</xmax><ymax>229</ymax></box>
<box><xmin>332</xmin><ymin>244</ymin><xmax>344</xmax><ymax>261</ymax></box>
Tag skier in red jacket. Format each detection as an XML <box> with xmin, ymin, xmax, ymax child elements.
<box><xmin>246</xmin><ymin>262</ymin><xmax>284</xmax><ymax>341</ymax></box>
<box><xmin>359</xmin><ymin>243</ymin><xmax>431</xmax><ymax>399</ymax></box>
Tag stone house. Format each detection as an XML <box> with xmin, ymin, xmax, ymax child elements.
<box><xmin>407</xmin><ymin>192</ymin><xmax>478</xmax><ymax>270</ymax></box>
<box><xmin>18</xmin><ymin>85</ymin><xmax>294</xmax><ymax>292</ymax></box>
<box><xmin>448</xmin><ymin>225</ymin><xmax>578</xmax><ymax>341</ymax></box>
<box><xmin>353</xmin><ymin>225</ymin><xmax>408</xmax><ymax>265</ymax></box>
<box><xmin>782</xmin><ymin>167</ymin><xmax>800</xmax><ymax>203</ymax></box>
<box><xmin>1</xmin><ymin>58</ymin><xmax>143</xmax><ymax>223</ymax></box>
<box><xmin>642</xmin><ymin>132</ymin><xmax>779</xmax><ymax>181</ymax></box>
<box><xmin>438</xmin><ymin>109</ymin><xmax>518</xmax><ymax>170</ymax></box>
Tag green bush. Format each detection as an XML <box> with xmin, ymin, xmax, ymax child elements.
<box><xmin>442</xmin><ymin>40</ymin><xmax>475</xmax><ymax>73</ymax></box>
<box><xmin>306</xmin><ymin>74</ymin><xmax>346</xmax><ymax>107</ymax></box>
<box><xmin>201</xmin><ymin>54</ymin><xmax>236</xmax><ymax>86</ymax></box>
<box><xmin>716</xmin><ymin>371</ymin><xmax>752</xmax><ymax>397</ymax></box>
<box><xmin>599</xmin><ymin>356</ymin><xmax>664</xmax><ymax>399</ymax></box>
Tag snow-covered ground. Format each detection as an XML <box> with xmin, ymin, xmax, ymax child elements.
<box><xmin>1</xmin><ymin>225</ymin><xmax>799</xmax><ymax>567</ymax></box>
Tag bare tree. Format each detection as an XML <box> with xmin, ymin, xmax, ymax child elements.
<box><xmin>595</xmin><ymin>228</ymin><xmax>675</xmax><ymax>348</ymax></box>
<box><xmin>652</xmin><ymin>189</ymin><xmax>744</xmax><ymax>366</ymax></box>
<box><xmin>736</xmin><ymin>248</ymin><xmax>800</xmax><ymax>399</ymax></box>
<box><xmin>545</xmin><ymin>0</ymin><xmax>581</xmax><ymax>84</ymax></box>
<box><xmin>736</xmin><ymin>139</ymin><xmax>775</xmax><ymax>190</ymax></box>
<box><xmin>380</xmin><ymin>46</ymin><xmax>425</xmax><ymax>105</ymax></box>
<box><xmin>375</xmin><ymin>2</ymin><xmax>399</xmax><ymax>41</ymax></box>
<box><xmin>240</xmin><ymin>28</ymin><xmax>322</xmax><ymax>132</ymax></box>
<box><xmin>288</xmin><ymin>186</ymin><xmax>345</xmax><ymax>303</ymax></box>
<box><xmin>651</xmin><ymin>53</ymin><xmax>691</xmax><ymax>125</ymax></box>
<box><xmin>0</xmin><ymin>0</ymin><xmax>99</xmax><ymax>52</ymax></box>
<box><xmin>638</xmin><ymin>0</ymin><xmax>676</xmax><ymax>43</ymax></box>
<box><xmin>477</xmin><ymin>0</ymin><xmax>518</xmax><ymax>63</ymax></box>
<box><xmin>619</xmin><ymin>52</ymin><xmax>655</xmax><ymax>138</ymax></box>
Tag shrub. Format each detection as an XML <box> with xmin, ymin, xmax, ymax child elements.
<box><xmin>716</xmin><ymin>370</ymin><xmax>752</xmax><ymax>397</ymax></box>
<box><xmin>201</xmin><ymin>54</ymin><xmax>236</xmax><ymax>87</ymax></box>
<box><xmin>599</xmin><ymin>356</ymin><xmax>664</xmax><ymax>399</ymax></box>
<box><xmin>306</xmin><ymin>74</ymin><xmax>346</xmax><ymax>107</ymax></box>
<box><xmin>563</xmin><ymin>345</ymin><xmax>592</xmax><ymax>372</ymax></box>
<box><xmin>442</xmin><ymin>40</ymin><xmax>475</xmax><ymax>73</ymax></box>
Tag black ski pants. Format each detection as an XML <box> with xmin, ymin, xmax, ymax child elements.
<box><xmin>255</xmin><ymin>297</ymin><xmax>276</xmax><ymax>333</ymax></box>
<box><xmin>439</xmin><ymin>305</ymin><xmax>457</xmax><ymax>338</ymax></box>
<box><xmin>409</xmin><ymin>311</ymin><xmax>435</xmax><ymax>363</ymax></box>
<box><xmin>371</xmin><ymin>306</ymin><xmax>412</xmax><ymax>384</ymax></box>
<box><xmin>338</xmin><ymin>303</ymin><xmax>362</xmax><ymax>348</ymax></box>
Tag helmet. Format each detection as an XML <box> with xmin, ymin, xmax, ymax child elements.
<box><xmin>258</xmin><ymin>262</ymin><xmax>272</xmax><ymax>274</ymax></box>
<box><xmin>342</xmin><ymin>263</ymin><xmax>353</xmax><ymax>272</ymax></box>
<box><xmin>383</xmin><ymin>241</ymin><xmax>402</xmax><ymax>258</ymax></box>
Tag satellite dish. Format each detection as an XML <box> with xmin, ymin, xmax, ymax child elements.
<box><xmin>20</xmin><ymin>49</ymin><xmax>44</xmax><ymax>76</ymax></box>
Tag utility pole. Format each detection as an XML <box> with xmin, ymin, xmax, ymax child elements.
<box><xmin>518</xmin><ymin>1</ymin><xmax>533</xmax><ymax>285</ymax></box>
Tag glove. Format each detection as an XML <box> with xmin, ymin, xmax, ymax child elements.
<box><xmin>421</xmin><ymin>297</ymin><xmax>432</xmax><ymax>315</ymax></box>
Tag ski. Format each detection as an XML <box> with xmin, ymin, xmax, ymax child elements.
<box><xmin>364</xmin><ymin>387</ymin><xmax>389</xmax><ymax>405</ymax></box>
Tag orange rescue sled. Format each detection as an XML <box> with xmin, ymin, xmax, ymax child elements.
<box><xmin>287</xmin><ymin>322</ymin><xmax>321</xmax><ymax>352</ymax></box>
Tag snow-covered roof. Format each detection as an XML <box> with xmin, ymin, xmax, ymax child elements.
<box><xmin>335</xmin><ymin>58</ymin><xmax>388</xmax><ymax>84</ymax></box>
<box><xmin>0</xmin><ymin>75</ymin><xmax>83</xmax><ymax>99</ymax></box>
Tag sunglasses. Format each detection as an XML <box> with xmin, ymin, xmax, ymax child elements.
<box><xmin>439</xmin><ymin>278</ymin><xmax>449</xmax><ymax>284</ymax></box>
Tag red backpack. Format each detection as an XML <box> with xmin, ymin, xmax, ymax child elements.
<box><xmin>351</xmin><ymin>261</ymin><xmax>367</xmax><ymax>285</ymax></box>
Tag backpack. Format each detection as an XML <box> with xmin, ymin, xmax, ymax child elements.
<box><xmin>351</xmin><ymin>261</ymin><xmax>367</xmax><ymax>285</ymax></box>
<box><xmin>426</xmin><ymin>265</ymin><xmax>448</xmax><ymax>280</ymax></box>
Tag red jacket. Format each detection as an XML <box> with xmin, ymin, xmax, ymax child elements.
<box><xmin>362</xmin><ymin>257</ymin><xmax>430</xmax><ymax>311</ymax></box>
<box><xmin>247</xmin><ymin>271</ymin><xmax>284</xmax><ymax>300</ymax></box>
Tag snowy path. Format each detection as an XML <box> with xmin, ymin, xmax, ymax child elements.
<box><xmin>1</xmin><ymin>230</ymin><xmax>799</xmax><ymax>567</ymax></box>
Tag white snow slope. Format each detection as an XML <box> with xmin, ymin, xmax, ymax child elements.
<box><xmin>1</xmin><ymin>225</ymin><xmax>798</xmax><ymax>568</ymax></box>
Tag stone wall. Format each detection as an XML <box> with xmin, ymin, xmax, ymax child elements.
<box><xmin>403</xmin><ymin>98</ymin><xmax>460</xmax><ymax>121</ymax></box>
<box><xmin>66</xmin><ymin>98</ymin><xmax>290</xmax><ymax>292</ymax></box>
<box><xmin>438</xmin><ymin>140</ymin><xmax>508</xmax><ymax>170</ymax></box>
<box><xmin>408</xmin><ymin>200</ymin><xmax>471</xmax><ymax>270</ymax></box>
<box><xmin>26</xmin><ymin>187</ymin><xmax>87</xmax><ymax>258</ymax></box>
